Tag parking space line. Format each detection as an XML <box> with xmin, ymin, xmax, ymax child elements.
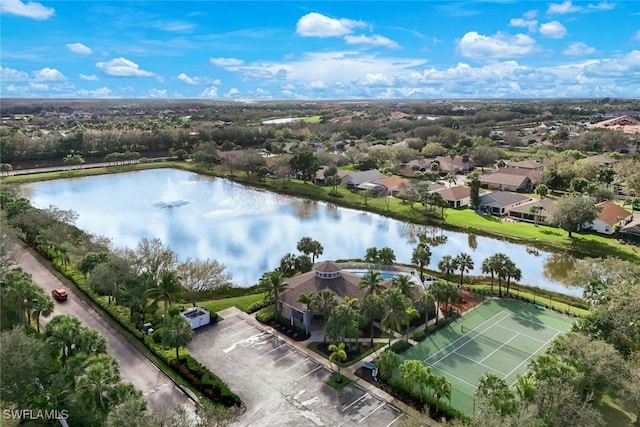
<box><xmin>272</xmin><ymin>350</ymin><xmax>297</xmax><ymax>364</ymax></box>
<box><xmin>359</xmin><ymin>402</ymin><xmax>386</xmax><ymax>423</ymax></box>
<box><xmin>260</xmin><ymin>343</ymin><xmax>286</xmax><ymax>357</ymax></box>
<box><xmin>227</xmin><ymin>325</ymin><xmax>256</xmax><ymax>338</ymax></box>
<box><xmin>219</xmin><ymin>319</ymin><xmax>248</xmax><ymax>333</ymax></box>
<box><xmin>295</xmin><ymin>365</ymin><xmax>322</xmax><ymax>381</ymax></box>
<box><xmin>283</xmin><ymin>357</ymin><xmax>309</xmax><ymax>372</ymax></box>
<box><xmin>386</xmin><ymin>414</ymin><xmax>403</xmax><ymax>427</ymax></box>
<box><xmin>341</xmin><ymin>393</ymin><xmax>369</xmax><ymax>412</ymax></box>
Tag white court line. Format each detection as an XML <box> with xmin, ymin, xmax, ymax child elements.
<box><xmin>283</xmin><ymin>357</ymin><xmax>309</xmax><ymax>372</ymax></box>
<box><xmin>446</xmin><ymin>348</ymin><xmax>508</xmax><ymax>377</ymax></box>
<box><xmin>479</xmin><ymin>333</ymin><xmax>521</xmax><ymax>363</ymax></box>
<box><xmin>511</xmin><ymin>314</ymin><xmax>564</xmax><ymax>334</ymax></box>
<box><xmin>359</xmin><ymin>403</ymin><xmax>386</xmax><ymax>423</ymax></box>
<box><xmin>342</xmin><ymin>393</ymin><xmax>369</xmax><ymax>412</ymax></box>
<box><xmin>295</xmin><ymin>365</ymin><xmax>322</xmax><ymax>382</ymax></box>
<box><xmin>227</xmin><ymin>325</ymin><xmax>256</xmax><ymax>338</ymax></box>
<box><xmin>386</xmin><ymin>414</ymin><xmax>403</xmax><ymax>427</ymax></box>
<box><xmin>427</xmin><ymin>312</ymin><xmax>511</xmax><ymax>367</ymax></box>
<box><xmin>424</xmin><ymin>362</ymin><xmax>476</xmax><ymax>388</ymax></box>
<box><xmin>508</xmin><ymin>330</ymin><xmax>562</xmax><ymax>385</ymax></box>
<box><xmin>272</xmin><ymin>350</ymin><xmax>297</xmax><ymax>364</ymax></box>
<box><xmin>260</xmin><ymin>343</ymin><xmax>286</xmax><ymax>357</ymax></box>
<box><xmin>423</xmin><ymin>311</ymin><xmax>509</xmax><ymax>364</ymax></box>
<box><xmin>494</xmin><ymin>323</ymin><xmax>546</xmax><ymax>344</ymax></box>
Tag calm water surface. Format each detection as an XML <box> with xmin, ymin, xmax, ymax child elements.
<box><xmin>22</xmin><ymin>169</ymin><xmax>580</xmax><ymax>295</ymax></box>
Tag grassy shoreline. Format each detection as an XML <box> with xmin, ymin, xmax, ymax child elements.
<box><xmin>4</xmin><ymin>160</ymin><xmax>638</xmax><ymax>263</ymax></box>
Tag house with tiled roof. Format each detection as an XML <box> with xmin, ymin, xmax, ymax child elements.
<box><xmin>374</xmin><ymin>175</ymin><xmax>410</xmax><ymax>196</ymax></box>
<box><xmin>479</xmin><ymin>171</ymin><xmax>534</xmax><ymax>192</ymax></box>
<box><xmin>434</xmin><ymin>155</ymin><xmax>472</xmax><ymax>173</ymax></box>
<box><xmin>585</xmin><ymin>201</ymin><xmax>632</xmax><ymax>235</ymax></box>
<box><xmin>435</xmin><ymin>186</ymin><xmax>472</xmax><ymax>208</ymax></box>
<box><xmin>506</xmin><ymin>160</ymin><xmax>544</xmax><ymax>171</ymax></box>
<box><xmin>585</xmin><ymin>154</ymin><xmax>618</xmax><ymax>168</ymax></box>
<box><xmin>479</xmin><ymin>191</ymin><xmax>531</xmax><ymax>216</ymax></box>
<box><xmin>507</xmin><ymin>198</ymin><xmax>557</xmax><ymax>224</ymax></box>
<box><xmin>620</xmin><ymin>216</ymin><xmax>640</xmax><ymax>243</ymax></box>
<box><xmin>340</xmin><ymin>169</ymin><xmax>384</xmax><ymax>189</ymax></box>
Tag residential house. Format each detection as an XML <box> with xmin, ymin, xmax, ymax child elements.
<box><xmin>340</xmin><ymin>169</ymin><xmax>383</xmax><ymax>189</ymax></box>
<box><xmin>479</xmin><ymin>191</ymin><xmax>531</xmax><ymax>216</ymax></box>
<box><xmin>584</xmin><ymin>154</ymin><xmax>618</xmax><ymax>169</ymax></box>
<box><xmin>620</xmin><ymin>216</ymin><xmax>640</xmax><ymax>243</ymax></box>
<box><xmin>585</xmin><ymin>201</ymin><xmax>632</xmax><ymax>235</ymax></box>
<box><xmin>434</xmin><ymin>155</ymin><xmax>472</xmax><ymax>173</ymax></box>
<box><xmin>507</xmin><ymin>198</ymin><xmax>557</xmax><ymax>224</ymax></box>
<box><xmin>374</xmin><ymin>175</ymin><xmax>410</xmax><ymax>196</ymax></box>
<box><xmin>506</xmin><ymin>160</ymin><xmax>544</xmax><ymax>171</ymax></box>
<box><xmin>435</xmin><ymin>186</ymin><xmax>472</xmax><ymax>208</ymax></box>
<box><xmin>479</xmin><ymin>170</ymin><xmax>535</xmax><ymax>192</ymax></box>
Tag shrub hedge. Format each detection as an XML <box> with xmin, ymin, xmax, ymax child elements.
<box><xmin>390</xmin><ymin>340</ymin><xmax>412</xmax><ymax>353</ymax></box>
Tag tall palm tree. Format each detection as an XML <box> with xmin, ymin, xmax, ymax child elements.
<box><xmin>432</xmin><ymin>376</ymin><xmax>452</xmax><ymax>413</ymax></box>
<box><xmin>328</xmin><ymin>342</ymin><xmax>347</xmax><ymax>378</ymax></box>
<box><xmin>360</xmin><ymin>294</ymin><xmax>385</xmax><ymax>346</ymax></box>
<box><xmin>258</xmin><ymin>271</ymin><xmax>289</xmax><ymax>316</ymax></box>
<box><xmin>381</xmin><ymin>288</ymin><xmax>414</xmax><ymax>344</ymax></box>
<box><xmin>430</xmin><ymin>281</ymin><xmax>450</xmax><ymax>323</ymax></box>
<box><xmin>311</xmin><ymin>289</ymin><xmax>337</xmax><ymax>342</ymax></box>
<box><xmin>493</xmin><ymin>253</ymin><xmax>510</xmax><ymax>297</ymax></box>
<box><xmin>482</xmin><ymin>257</ymin><xmax>497</xmax><ymax>295</ymax></box>
<box><xmin>296</xmin><ymin>237</ymin><xmax>324</xmax><ymax>263</ymax></box>
<box><xmin>453</xmin><ymin>253</ymin><xmax>474</xmax><ymax>287</ymax></box>
<box><xmin>161</xmin><ymin>316</ymin><xmax>194</xmax><ymax>361</ymax></box>
<box><xmin>144</xmin><ymin>270</ymin><xmax>182</xmax><ymax>317</ymax></box>
<box><xmin>76</xmin><ymin>354</ymin><xmax>121</xmax><ymax>414</ymax></box>
<box><xmin>3</xmin><ymin>268</ymin><xmax>37</xmax><ymax>326</ymax></box>
<box><xmin>45</xmin><ymin>314</ymin><xmax>83</xmax><ymax>365</ymax></box>
<box><xmin>417</xmin><ymin>291</ymin><xmax>436</xmax><ymax>327</ymax></box>
<box><xmin>358</xmin><ymin>270</ymin><xmax>385</xmax><ymax>296</ymax></box>
<box><xmin>391</xmin><ymin>274</ymin><xmax>416</xmax><ymax>299</ymax></box>
<box><xmin>411</xmin><ymin>244</ymin><xmax>431</xmax><ymax>282</ymax></box>
<box><xmin>437</xmin><ymin>255</ymin><xmax>456</xmax><ymax>282</ymax></box>
<box><xmin>32</xmin><ymin>292</ymin><xmax>54</xmax><ymax>333</ymax></box>
<box><xmin>503</xmin><ymin>260</ymin><xmax>522</xmax><ymax>296</ymax></box>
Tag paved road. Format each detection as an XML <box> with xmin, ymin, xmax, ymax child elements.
<box><xmin>15</xmin><ymin>245</ymin><xmax>194</xmax><ymax>415</ymax></box>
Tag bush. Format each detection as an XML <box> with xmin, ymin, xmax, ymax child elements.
<box><xmin>412</xmin><ymin>330</ymin><xmax>427</xmax><ymax>342</ymax></box>
<box><xmin>246</xmin><ymin>299</ymin><xmax>270</xmax><ymax>314</ymax></box>
<box><xmin>170</xmin><ymin>356</ymin><xmax>242</xmax><ymax>407</ymax></box>
<box><xmin>151</xmin><ymin>328</ymin><xmax>163</xmax><ymax>344</ymax></box>
<box><xmin>255</xmin><ymin>307</ymin><xmax>276</xmax><ymax>323</ymax></box>
<box><xmin>390</xmin><ymin>340</ymin><xmax>412</xmax><ymax>353</ymax></box>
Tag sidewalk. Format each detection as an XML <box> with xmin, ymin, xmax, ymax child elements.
<box><xmin>218</xmin><ymin>307</ymin><xmax>441</xmax><ymax>427</ymax></box>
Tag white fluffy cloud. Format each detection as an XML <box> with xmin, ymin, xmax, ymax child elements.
<box><xmin>79</xmin><ymin>73</ymin><xmax>99</xmax><ymax>81</ymax></box>
<box><xmin>33</xmin><ymin>67</ymin><xmax>66</xmax><ymax>81</ymax></box>
<box><xmin>199</xmin><ymin>86</ymin><xmax>218</xmax><ymax>98</ymax></box>
<box><xmin>344</xmin><ymin>34</ymin><xmax>399</xmax><ymax>49</ymax></box>
<box><xmin>76</xmin><ymin>87</ymin><xmax>113</xmax><ymax>98</ymax></box>
<box><xmin>0</xmin><ymin>66</ymin><xmax>29</xmax><ymax>81</ymax></box>
<box><xmin>66</xmin><ymin>43</ymin><xmax>92</xmax><ymax>55</ymax></box>
<box><xmin>563</xmin><ymin>42</ymin><xmax>597</xmax><ymax>56</ymax></box>
<box><xmin>457</xmin><ymin>32</ymin><xmax>538</xmax><ymax>60</ymax></box>
<box><xmin>296</xmin><ymin>12</ymin><xmax>366</xmax><ymax>38</ymax></box>
<box><xmin>547</xmin><ymin>0</ymin><xmax>581</xmax><ymax>14</ymax></box>
<box><xmin>148</xmin><ymin>89</ymin><xmax>167</xmax><ymax>98</ymax></box>
<box><xmin>177</xmin><ymin>73</ymin><xmax>221</xmax><ymax>85</ymax></box>
<box><xmin>0</xmin><ymin>0</ymin><xmax>54</xmax><ymax>20</ymax></box>
<box><xmin>539</xmin><ymin>21</ymin><xmax>567</xmax><ymax>39</ymax></box>
<box><xmin>224</xmin><ymin>88</ymin><xmax>241</xmax><ymax>98</ymax></box>
<box><xmin>210</xmin><ymin>57</ymin><xmax>244</xmax><ymax>67</ymax></box>
<box><xmin>96</xmin><ymin>58</ymin><xmax>154</xmax><ymax>77</ymax></box>
<box><xmin>509</xmin><ymin>17</ymin><xmax>538</xmax><ymax>32</ymax></box>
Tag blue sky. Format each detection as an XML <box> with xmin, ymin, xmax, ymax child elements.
<box><xmin>1</xmin><ymin>0</ymin><xmax>639</xmax><ymax>99</ymax></box>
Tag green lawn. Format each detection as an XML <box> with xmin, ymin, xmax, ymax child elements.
<box><xmin>303</xmin><ymin>115</ymin><xmax>322</xmax><ymax>123</ymax></box>
<box><xmin>199</xmin><ymin>293</ymin><xmax>265</xmax><ymax>313</ymax></box>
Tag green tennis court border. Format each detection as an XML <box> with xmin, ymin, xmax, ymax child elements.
<box><xmin>399</xmin><ymin>299</ymin><xmax>575</xmax><ymax>416</ymax></box>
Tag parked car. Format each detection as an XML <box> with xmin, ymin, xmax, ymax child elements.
<box><xmin>52</xmin><ymin>288</ymin><xmax>68</xmax><ymax>302</ymax></box>
<box><xmin>142</xmin><ymin>323</ymin><xmax>154</xmax><ymax>334</ymax></box>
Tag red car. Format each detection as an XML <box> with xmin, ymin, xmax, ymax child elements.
<box><xmin>52</xmin><ymin>288</ymin><xmax>68</xmax><ymax>302</ymax></box>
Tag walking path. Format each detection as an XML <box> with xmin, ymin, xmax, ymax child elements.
<box><xmin>217</xmin><ymin>307</ymin><xmax>441</xmax><ymax>427</ymax></box>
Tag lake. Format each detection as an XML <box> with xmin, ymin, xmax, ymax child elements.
<box><xmin>22</xmin><ymin>169</ymin><xmax>581</xmax><ymax>296</ymax></box>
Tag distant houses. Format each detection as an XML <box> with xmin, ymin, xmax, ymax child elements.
<box><xmin>584</xmin><ymin>201</ymin><xmax>632</xmax><ymax>235</ymax></box>
<box><xmin>478</xmin><ymin>191</ymin><xmax>531</xmax><ymax>216</ymax></box>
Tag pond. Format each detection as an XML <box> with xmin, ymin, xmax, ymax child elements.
<box><xmin>22</xmin><ymin>169</ymin><xmax>581</xmax><ymax>296</ymax></box>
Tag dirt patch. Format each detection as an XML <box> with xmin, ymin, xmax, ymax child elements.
<box><xmin>452</xmin><ymin>288</ymin><xmax>483</xmax><ymax>314</ymax></box>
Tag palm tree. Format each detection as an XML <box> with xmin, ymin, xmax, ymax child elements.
<box><xmin>45</xmin><ymin>314</ymin><xmax>83</xmax><ymax>365</ymax></box>
<box><xmin>144</xmin><ymin>270</ymin><xmax>182</xmax><ymax>317</ymax></box>
<box><xmin>258</xmin><ymin>271</ymin><xmax>289</xmax><ymax>316</ymax></box>
<box><xmin>358</xmin><ymin>270</ymin><xmax>385</xmax><ymax>296</ymax></box>
<box><xmin>529</xmin><ymin>205</ymin><xmax>543</xmax><ymax>226</ymax></box>
<box><xmin>503</xmin><ymin>260</ymin><xmax>522</xmax><ymax>296</ymax></box>
<box><xmin>535</xmin><ymin>184</ymin><xmax>549</xmax><ymax>198</ymax></box>
<box><xmin>32</xmin><ymin>292</ymin><xmax>54</xmax><ymax>333</ymax></box>
<box><xmin>298</xmin><ymin>292</ymin><xmax>314</xmax><ymax>334</ymax></box>
<box><xmin>476</xmin><ymin>373</ymin><xmax>516</xmax><ymax>417</ymax></box>
<box><xmin>432</xmin><ymin>376</ymin><xmax>452</xmax><ymax>413</ymax></box>
<box><xmin>492</xmin><ymin>253</ymin><xmax>510</xmax><ymax>297</ymax></box>
<box><xmin>381</xmin><ymin>288</ymin><xmax>415</xmax><ymax>344</ymax></box>
<box><xmin>482</xmin><ymin>257</ymin><xmax>497</xmax><ymax>295</ymax></box>
<box><xmin>161</xmin><ymin>316</ymin><xmax>194</xmax><ymax>361</ymax></box>
<box><xmin>311</xmin><ymin>290</ymin><xmax>337</xmax><ymax>342</ymax></box>
<box><xmin>400</xmin><ymin>360</ymin><xmax>425</xmax><ymax>397</ymax></box>
<box><xmin>430</xmin><ymin>281</ymin><xmax>450</xmax><ymax>323</ymax></box>
<box><xmin>360</xmin><ymin>294</ymin><xmax>385</xmax><ymax>346</ymax></box>
<box><xmin>3</xmin><ymin>268</ymin><xmax>37</xmax><ymax>326</ymax></box>
<box><xmin>445</xmin><ymin>172</ymin><xmax>457</xmax><ymax>187</ymax></box>
<box><xmin>437</xmin><ymin>255</ymin><xmax>456</xmax><ymax>282</ymax></box>
<box><xmin>296</xmin><ymin>237</ymin><xmax>324</xmax><ymax>263</ymax></box>
<box><xmin>453</xmin><ymin>253</ymin><xmax>474</xmax><ymax>287</ymax></box>
<box><xmin>417</xmin><ymin>291</ymin><xmax>436</xmax><ymax>327</ymax></box>
<box><xmin>411</xmin><ymin>244</ymin><xmax>431</xmax><ymax>282</ymax></box>
<box><xmin>328</xmin><ymin>342</ymin><xmax>347</xmax><ymax>379</ymax></box>
<box><xmin>514</xmin><ymin>374</ymin><xmax>536</xmax><ymax>403</ymax></box>
<box><xmin>76</xmin><ymin>354</ymin><xmax>121</xmax><ymax>414</ymax></box>
<box><xmin>391</xmin><ymin>274</ymin><xmax>416</xmax><ymax>299</ymax></box>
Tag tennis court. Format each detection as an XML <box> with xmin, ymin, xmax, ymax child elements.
<box><xmin>400</xmin><ymin>299</ymin><xmax>575</xmax><ymax>415</ymax></box>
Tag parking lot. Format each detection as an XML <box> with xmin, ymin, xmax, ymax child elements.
<box><xmin>188</xmin><ymin>314</ymin><xmax>403</xmax><ymax>427</ymax></box>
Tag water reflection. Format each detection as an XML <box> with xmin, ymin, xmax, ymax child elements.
<box><xmin>22</xmin><ymin>169</ymin><xmax>581</xmax><ymax>295</ymax></box>
<box><xmin>543</xmin><ymin>252</ymin><xmax>577</xmax><ymax>284</ymax></box>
